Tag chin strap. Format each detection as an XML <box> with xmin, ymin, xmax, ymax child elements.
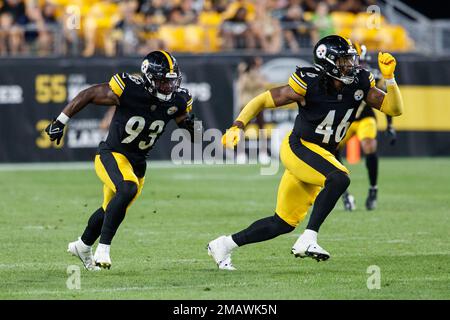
<box><xmin>327</xmin><ymin>73</ymin><xmax>355</xmax><ymax>84</ymax></box>
<box><xmin>155</xmin><ymin>91</ymin><xmax>173</xmax><ymax>101</ymax></box>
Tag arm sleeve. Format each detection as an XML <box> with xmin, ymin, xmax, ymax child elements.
<box><xmin>235</xmin><ymin>90</ymin><xmax>275</xmax><ymax>126</ymax></box>
<box><xmin>380</xmin><ymin>81</ymin><xmax>404</xmax><ymax>116</ymax></box>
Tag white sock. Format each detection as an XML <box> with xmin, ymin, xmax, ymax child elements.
<box><xmin>224</xmin><ymin>235</ymin><xmax>238</xmax><ymax>250</ymax></box>
<box><xmin>78</xmin><ymin>238</ymin><xmax>91</xmax><ymax>250</ymax></box>
<box><xmin>97</xmin><ymin>243</ymin><xmax>111</xmax><ymax>253</ymax></box>
<box><xmin>302</xmin><ymin>229</ymin><xmax>318</xmax><ymax>243</ymax></box>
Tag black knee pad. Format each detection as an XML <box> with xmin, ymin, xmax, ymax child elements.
<box><xmin>326</xmin><ymin>171</ymin><xmax>350</xmax><ymax>192</ymax></box>
<box><xmin>273</xmin><ymin>214</ymin><xmax>295</xmax><ymax>234</ymax></box>
<box><xmin>117</xmin><ymin>181</ymin><xmax>138</xmax><ymax>201</ymax></box>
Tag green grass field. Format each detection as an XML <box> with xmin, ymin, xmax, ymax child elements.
<box><xmin>0</xmin><ymin>158</ymin><xmax>449</xmax><ymax>299</ymax></box>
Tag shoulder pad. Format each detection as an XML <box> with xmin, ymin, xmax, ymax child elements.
<box><xmin>108</xmin><ymin>73</ymin><xmax>144</xmax><ymax>97</ymax></box>
<box><xmin>109</xmin><ymin>73</ymin><xmax>127</xmax><ymax>97</ymax></box>
<box><xmin>288</xmin><ymin>67</ymin><xmax>319</xmax><ymax>96</ymax></box>
<box><xmin>359</xmin><ymin>68</ymin><xmax>376</xmax><ymax>88</ymax></box>
<box><xmin>175</xmin><ymin>87</ymin><xmax>193</xmax><ymax>112</ymax></box>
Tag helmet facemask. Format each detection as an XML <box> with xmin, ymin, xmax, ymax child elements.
<box><xmin>143</xmin><ymin>71</ymin><xmax>181</xmax><ymax>101</ymax></box>
<box><xmin>329</xmin><ymin>53</ymin><xmax>360</xmax><ymax>85</ymax></box>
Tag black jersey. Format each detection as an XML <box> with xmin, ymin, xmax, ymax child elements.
<box><xmin>100</xmin><ymin>73</ymin><xmax>192</xmax><ymax>165</ymax></box>
<box><xmin>355</xmin><ymin>65</ymin><xmax>383</xmax><ymax>121</ymax></box>
<box><xmin>288</xmin><ymin>67</ymin><xmax>375</xmax><ymax>152</ymax></box>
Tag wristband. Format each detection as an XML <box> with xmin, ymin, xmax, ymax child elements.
<box><xmin>385</xmin><ymin>78</ymin><xmax>396</xmax><ymax>86</ymax></box>
<box><xmin>56</xmin><ymin>112</ymin><xmax>70</xmax><ymax>125</ymax></box>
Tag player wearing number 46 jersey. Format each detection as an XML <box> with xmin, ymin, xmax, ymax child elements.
<box><xmin>45</xmin><ymin>51</ymin><xmax>199</xmax><ymax>271</ymax></box>
<box><xmin>207</xmin><ymin>35</ymin><xmax>404</xmax><ymax>270</ymax></box>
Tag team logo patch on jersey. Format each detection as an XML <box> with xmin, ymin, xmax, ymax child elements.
<box><xmin>167</xmin><ymin>106</ymin><xmax>178</xmax><ymax>115</ymax></box>
<box><xmin>354</xmin><ymin>89</ymin><xmax>364</xmax><ymax>101</ymax></box>
<box><xmin>316</xmin><ymin>44</ymin><xmax>327</xmax><ymax>59</ymax></box>
<box><xmin>150</xmin><ymin>105</ymin><xmax>157</xmax><ymax>111</ymax></box>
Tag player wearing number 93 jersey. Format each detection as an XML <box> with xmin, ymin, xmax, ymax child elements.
<box><xmin>45</xmin><ymin>51</ymin><xmax>198</xmax><ymax>270</ymax></box>
<box><xmin>208</xmin><ymin>35</ymin><xmax>404</xmax><ymax>270</ymax></box>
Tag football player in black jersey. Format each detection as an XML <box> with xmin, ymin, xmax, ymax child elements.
<box><xmin>207</xmin><ymin>35</ymin><xmax>404</xmax><ymax>270</ymax></box>
<box><xmin>45</xmin><ymin>51</ymin><xmax>198</xmax><ymax>270</ymax></box>
<box><xmin>337</xmin><ymin>42</ymin><xmax>397</xmax><ymax>211</ymax></box>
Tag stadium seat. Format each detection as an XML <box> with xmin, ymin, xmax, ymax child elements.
<box><xmin>183</xmin><ymin>25</ymin><xmax>206</xmax><ymax>53</ymax></box>
<box><xmin>331</xmin><ymin>12</ymin><xmax>356</xmax><ymax>28</ymax></box>
<box><xmin>157</xmin><ymin>26</ymin><xmax>187</xmax><ymax>52</ymax></box>
<box><xmin>198</xmin><ymin>11</ymin><xmax>223</xmax><ymax>26</ymax></box>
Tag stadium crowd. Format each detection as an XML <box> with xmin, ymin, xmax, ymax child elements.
<box><xmin>0</xmin><ymin>0</ymin><xmax>412</xmax><ymax>56</ymax></box>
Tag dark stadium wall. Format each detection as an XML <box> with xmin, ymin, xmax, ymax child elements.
<box><xmin>0</xmin><ymin>54</ymin><xmax>448</xmax><ymax>162</ymax></box>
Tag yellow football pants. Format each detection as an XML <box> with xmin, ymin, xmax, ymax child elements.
<box><xmin>276</xmin><ymin>133</ymin><xmax>349</xmax><ymax>227</ymax></box>
<box><xmin>94</xmin><ymin>152</ymin><xmax>145</xmax><ymax>212</ymax></box>
<box><xmin>340</xmin><ymin>117</ymin><xmax>377</xmax><ymax>146</ymax></box>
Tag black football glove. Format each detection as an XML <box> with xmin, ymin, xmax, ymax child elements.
<box><xmin>385</xmin><ymin>125</ymin><xmax>397</xmax><ymax>146</ymax></box>
<box><xmin>45</xmin><ymin>118</ymin><xmax>65</xmax><ymax>145</ymax></box>
<box><xmin>179</xmin><ymin>113</ymin><xmax>203</xmax><ymax>142</ymax></box>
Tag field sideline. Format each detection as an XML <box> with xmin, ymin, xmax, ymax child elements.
<box><xmin>0</xmin><ymin>158</ymin><xmax>449</xmax><ymax>299</ymax></box>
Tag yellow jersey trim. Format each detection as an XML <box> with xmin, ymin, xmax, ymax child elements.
<box><xmin>109</xmin><ymin>74</ymin><xmax>124</xmax><ymax>97</ymax></box>
<box><xmin>289</xmin><ymin>76</ymin><xmax>307</xmax><ymax>96</ymax></box>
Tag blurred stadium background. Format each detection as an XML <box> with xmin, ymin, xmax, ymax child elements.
<box><xmin>0</xmin><ymin>0</ymin><xmax>449</xmax><ymax>162</ymax></box>
<box><xmin>1</xmin><ymin>0</ymin><xmax>449</xmax><ymax>300</ymax></box>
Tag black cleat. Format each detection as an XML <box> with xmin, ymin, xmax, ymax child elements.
<box><xmin>366</xmin><ymin>187</ymin><xmax>378</xmax><ymax>210</ymax></box>
<box><xmin>342</xmin><ymin>191</ymin><xmax>356</xmax><ymax>211</ymax></box>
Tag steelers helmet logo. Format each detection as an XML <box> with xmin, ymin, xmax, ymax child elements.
<box><xmin>167</xmin><ymin>106</ymin><xmax>178</xmax><ymax>115</ymax></box>
<box><xmin>316</xmin><ymin>44</ymin><xmax>327</xmax><ymax>59</ymax></box>
<box><xmin>354</xmin><ymin>89</ymin><xmax>364</xmax><ymax>101</ymax></box>
<box><xmin>141</xmin><ymin>59</ymin><xmax>149</xmax><ymax>73</ymax></box>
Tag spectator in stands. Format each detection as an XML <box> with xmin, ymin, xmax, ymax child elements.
<box><xmin>220</xmin><ymin>6</ymin><xmax>255</xmax><ymax>50</ymax></box>
<box><xmin>0</xmin><ymin>0</ymin><xmax>27</xmax><ymax>55</ymax></box>
<box><xmin>104</xmin><ymin>0</ymin><xmax>140</xmax><ymax>57</ymax></box>
<box><xmin>302</xmin><ymin>0</ymin><xmax>318</xmax><ymax>11</ymax></box>
<box><xmin>338</xmin><ymin>0</ymin><xmax>366</xmax><ymax>13</ymax></box>
<box><xmin>139</xmin><ymin>0</ymin><xmax>169</xmax><ymax>25</ymax></box>
<box><xmin>325</xmin><ymin>0</ymin><xmax>341</xmax><ymax>11</ymax></box>
<box><xmin>280</xmin><ymin>0</ymin><xmax>308</xmax><ymax>52</ymax></box>
<box><xmin>251</xmin><ymin>0</ymin><xmax>282</xmax><ymax>53</ymax></box>
<box><xmin>209</xmin><ymin>0</ymin><xmax>228</xmax><ymax>13</ymax></box>
<box><xmin>222</xmin><ymin>0</ymin><xmax>256</xmax><ymax>22</ymax></box>
<box><xmin>31</xmin><ymin>0</ymin><xmax>58</xmax><ymax>56</ymax></box>
<box><xmin>179</xmin><ymin>0</ymin><xmax>198</xmax><ymax>25</ymax></box>
<box><xmin>136</xmin><ymin>11</ymin><xmax>167</xmax><ymax>56</ymax></box>
<box><xmin>311</xmin><ymin>1</ymin><xmax>335</xmax><ymax>44</ymax></box>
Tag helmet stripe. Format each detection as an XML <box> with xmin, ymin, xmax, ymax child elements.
<box><xmin>159</xmin><ymin>50</ymin><xmax>174</xmax><ymax>72</ymax></box>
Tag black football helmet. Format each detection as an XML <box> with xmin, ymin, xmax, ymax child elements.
<box><xmin>141</xmin><ymin>50</ymin><xmax>182</xmax><ymax>101</ymax></box>
<box><xmin>313</xmin><ymin>35</ymin><xmax>359</xmax><ymax>85</ymax></box>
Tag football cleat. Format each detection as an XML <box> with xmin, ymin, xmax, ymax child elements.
<box><xmin>67</xmin><ymin>238</ymin><xmax>101</xmax><ymax>271</ymax></box>
<box><xmin>94</xmin><ymin>244</ymin><xmax>112</xmax><ymax>269</ymax></box>
<box><xmin>291</xmin><ymin>236</ymin><xmax>330</xmax><ymax>262</ymax></box>
<box><xmin>207</xmin><ymin>236</ymin><xmax>236</xmax><ymax>271</ymax></box>
<box><xmin>342</xmin><ymin>191</ymin><xmax>356</xmax><ymax>211</ymax></box>
<box><xmin>366</xmin><ymin>187</ymin><xmax>378</xmax><ymax>210</ymax></box>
